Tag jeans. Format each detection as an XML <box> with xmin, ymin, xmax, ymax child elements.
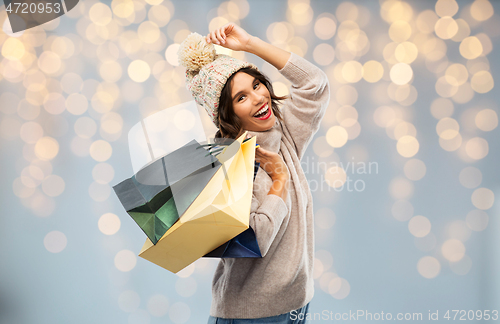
<box><xmin>207</xmin><ymin>303</ymin><xmax>310</xmax><ymax>324</ymax></box>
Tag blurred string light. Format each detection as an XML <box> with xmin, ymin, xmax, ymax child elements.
<box><xmin>98</xmin><ymin>212</ymin><xmax>121</xmax><ymax>235</ymax></box>
<box><xmin>417</xmin><ymin>256</ymin><xmax>441</xmax><ymax>279</ymax></box>
<box><xmin>408</xmin><ymin>215</ymin><xmax>432</xmax><ymax>237</ymax></box>
<box><xmin>44</xmin><ymin>230</ymin><xmax>68</xmax><ymax>253</ymax></box>
<box><xmin>368</xmin><ymin>0</ymin><xmax>496</xmax><ymax>279</ymax></box>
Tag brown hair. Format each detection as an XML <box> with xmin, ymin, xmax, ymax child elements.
<box><xmin>215</xmin><ymin>67</ymin><xmax>287</xmax><ymax>139</ymax></box>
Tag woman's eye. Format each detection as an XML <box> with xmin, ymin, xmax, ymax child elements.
<box><xmin>238</xmin><ymin>95</ymin><xmax>245</xmax><ymax>102</ymax></box>
<box><xmin>253</xmin><ymin>82</ymin><xmax>260</xmax><ymax>89</ymax></box>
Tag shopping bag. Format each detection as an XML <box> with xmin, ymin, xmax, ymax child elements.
<box><xmin>203</xmin><ymin>161</ymin><xmax>261</xmax><ymax>258</ymax></box>
<box><xmin>203</xmin><ymin>226</ymin><xmax>262</xmax><ymax>258</ymax></box>
<box><xmin>112</xmin><ymin>139</ymin><xmax>221</xmax><ymax>244</ymax></box>
<box><xmin>138</xmin><ymin>132</ymin><xmax>256</xmax><ymax>273</ymax></box>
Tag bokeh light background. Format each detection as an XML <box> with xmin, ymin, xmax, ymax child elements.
<box><xmin>1</xmin><ymin>0</ymin><xmax>499</xmax><ymax>323</ymax></box>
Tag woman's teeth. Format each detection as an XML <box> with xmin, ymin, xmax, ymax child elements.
<box><xmin>254</xmin><ymin>104</ymin><xmax>269</xmax><ymax>118</ymax></box>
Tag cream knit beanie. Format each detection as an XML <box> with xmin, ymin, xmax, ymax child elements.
<box><xmin>177</xmin><ymin>32</ymin><xmax>258</xmax><ymax>127</ymax></box>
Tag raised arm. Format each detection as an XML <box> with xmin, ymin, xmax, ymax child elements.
<box><xmin>278</xmin><ymin>53</ymin><xmax>330</xmax><ymax>159</ymax></box>
<box><xmin>206</xmin><ymin>23</ymin><xmax>291</xmax><ymax>70</ymax></box>
<box><xmin>207</xmin><ymin>24</ymin><xmax>330</xmax><ymax>160</ymax></box>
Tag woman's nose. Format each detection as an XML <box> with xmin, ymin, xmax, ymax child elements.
<box><xmin>252</xmin><ymin>94</ymin><xmax>264</xmax><ymax>106</ymax></box>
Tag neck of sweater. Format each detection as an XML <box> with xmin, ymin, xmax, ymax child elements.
<box><xmin>245</xmin><ymin>119</ymin><xmax>282</xmax><ymax>154</ymax></box>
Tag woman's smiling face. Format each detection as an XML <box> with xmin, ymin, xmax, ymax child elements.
<box><xmin>230</xmin><ymin>71</ymin><xmax>275</xmax><ymax>132</ymax></box>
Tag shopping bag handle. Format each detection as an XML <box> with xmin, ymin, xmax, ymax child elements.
<box><xmin>198</xmin><ymin>138</ymin><xmax>260</xmax><ymax>158</ymax></box>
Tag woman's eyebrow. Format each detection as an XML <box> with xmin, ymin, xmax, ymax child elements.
<box><xmin>232</xmin><ymin>77</ymin><xmax>258</xmax><ymax>101</ymax></box>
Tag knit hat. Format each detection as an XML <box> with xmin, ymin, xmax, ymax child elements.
<box><xmin>177</xmin><ymin>32</ymin><xmax>258</xmax><ymax>127</ymax></box>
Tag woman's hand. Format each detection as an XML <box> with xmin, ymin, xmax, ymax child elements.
<box><xmin>205</xmin><ymin>23</ymin><xmax>252</xmax><ymax>52</ymax></box>
<box><xmin>255</xmin><ymin>146</ymin><xmax>290</xmax><ymax>200</ymax></box>
<box><xmin>255</xmin><ymin>146</ymin><xmax>289</xmax><ymax>181</ymax></box>
<box><xmin>206</xmin><ymin>23</ymin><xmax>290</xmax><ymax>70</ymax></box>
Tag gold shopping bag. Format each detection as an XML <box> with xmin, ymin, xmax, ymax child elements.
<box><xmin>138</xmin><ymin>132</ymin><xmax>256</xmax><ymax>273</ymax></box>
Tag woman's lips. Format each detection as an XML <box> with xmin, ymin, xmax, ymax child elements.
<box><xmin>254</xmin><ymin>105</ymin><xmax>272</xmax><ymax>120</ymax></box>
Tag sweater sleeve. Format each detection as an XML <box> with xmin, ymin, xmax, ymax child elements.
<box><xmin>278</xmin><ymin>52</ymin><xmax>331</xmax><ymax>160</ymax></box>
<box><xmin>248</xmin><ymin>193</ymin><xmax>288</xmax><ymax>258</ymax></box>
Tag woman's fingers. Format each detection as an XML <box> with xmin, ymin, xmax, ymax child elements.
<box><xmin>256</xmin><ymin>147</ymin><xmax>272</xmax><ymax>156</ymax></box>
<box><xmin>206</xmin><ymin>33</ymin><xmax>215</xmax><ymax>44</ymax></box>
<box><xmin>223</xmin><ymin>23</ymin><xmax>234</xmax><ymax>35</ymax></box>
<box><xmin>255</xmin><ymin>149</ymin><xmax>269</xmax><ymax>159</ymax></box>
<box><xmin>215</xmin><ymin>28</ymin><xmax>225</xmax><ymax>44</ymax></box>
<box><xmin>206</xmin><ymin>27</ymin><xmax>227</xmax><ymax>45</ymax></box>
<box><xmin>210</xmin><ymin>30</ymin><xmax>219</xmax><ymax>44</ymax></box>
<box><xmin>205</xmin><ymin>23</ymin><xmax>235</xmax><ymax>44</ymax></box>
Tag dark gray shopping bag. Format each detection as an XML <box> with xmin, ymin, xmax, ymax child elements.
<box><xmin>113</xmin><ymin>139</ymin><xmax>221</xmax><ymax>244</ymax></box>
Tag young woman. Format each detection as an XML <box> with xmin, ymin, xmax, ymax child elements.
<box><xmin>178</xmin><ymin>23</ymin><xmax>330</xmax><ymax>324</ymax></box>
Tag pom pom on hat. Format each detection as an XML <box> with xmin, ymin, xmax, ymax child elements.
<box><xmin>178</xmin><ymin>32</ymin><xmax>216</xmax><ymax>72</ymax></box>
